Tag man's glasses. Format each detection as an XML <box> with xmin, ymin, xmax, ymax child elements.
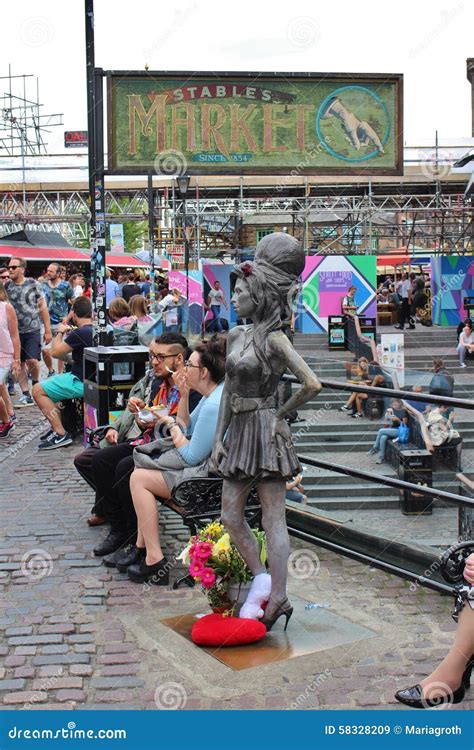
<box><xmin>184</xmin><ymin>360</ymin><xmax>201</xmax><ymax>369</ymax></box>
<box><xmin>149</xmin><ymin>352</ymin><xmax>176</xmax><ymax>363</ymax></box>
<box><xmin>0</xmin><ymin>275</ymin><xmax>9</xmax><ymax>280</ymax></box>
<box><xmin>8</xmin><ymin>265</ymin><xmax>20</xmax><ymax>270</ymax></box>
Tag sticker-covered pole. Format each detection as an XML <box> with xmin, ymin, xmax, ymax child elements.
<box><xmin>85</xmin><ymin>0</ymin><xmax>107</xmax><ymax>343</ymax></box>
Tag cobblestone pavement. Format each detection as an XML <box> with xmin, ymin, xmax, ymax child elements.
<box><xmin>1</xmin><ymin>402</ymin><xmax>473</xmax><ymax>712</ymax></box>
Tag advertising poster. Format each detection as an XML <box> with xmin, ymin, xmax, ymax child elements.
<box><xmin>296</xmin><ymin>255</ymin><xmax>376</xmax><ymax>333</ymax></box>
<box><xmin>380</xmin><ymin>332</ymin><xmax>405</xmax><ymax>387</ymax></box>
<box><xmin>110</xmin><ymin>223</ymin><xmax>125</xmax><ymax>253</ymax></box>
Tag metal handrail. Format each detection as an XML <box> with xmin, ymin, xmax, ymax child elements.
<box><xmin>298</xmin><ymin>455</ymin><xmax>474</xmax><ymax>509</ymax></box>
<box><xmin>283</xmin><ymin>373</ymin><xmax>474</xmax><ymax>410</ymax></box>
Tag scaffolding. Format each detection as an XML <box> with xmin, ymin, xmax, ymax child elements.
<box><xmin>0</xmin><ymin>66</ymin><xmax>63</xmax><ymax>223</ymax></box>
<box><xmin>0</xmin><ymin>181</ymin><xmax>472</xmax><ymax>258</ymax></box>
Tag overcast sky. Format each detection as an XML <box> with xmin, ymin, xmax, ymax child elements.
<box><xmin>1</xmin><ymin>0</ymin><xmax>473</xmax><ymax>174</ymax></box>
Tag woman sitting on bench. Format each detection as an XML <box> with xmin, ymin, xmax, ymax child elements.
<box><xmin>126</xmin><ymin>334</ymin><xmax>227</xmax><ymax>585</ymax></box>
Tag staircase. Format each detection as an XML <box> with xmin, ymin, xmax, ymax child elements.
<box><xmin>287</xmin><ymin>327</ymin><xmax>473</xmax><ymax>512</ymax></box>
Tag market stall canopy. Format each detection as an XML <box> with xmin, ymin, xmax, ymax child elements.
<box><xmin>0</xmin><ymin>243</ymin><xmax>90</xmax><ymax>262</ymax></box>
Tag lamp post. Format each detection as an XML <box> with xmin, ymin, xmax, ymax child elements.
<box><xmin>176</xmin><ymin>175</ymin><xmax>190</xmax><ymax>333</ymax></box>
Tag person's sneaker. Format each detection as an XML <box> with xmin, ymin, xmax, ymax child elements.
<box><xmin>351</xmin><ymin>412</ymin><xmax>363</xmax><ymax>418</ymax></box>
<box><xmin>39</xmin><ymin>427</ymin><xmax>54</xmax><ymax>441</ymax></box>
<box><xmin>367</xmin><ymin>447</ymin><xmax>377</xmax><ymax>455</ymax></box>
<box><xmin>340</xmin><ymin>405</ymin><xmax>351</xmax><ymax>412</ymax></box>
<box><xmin>376</xmin><ymin>457</ymin><xmax>385</xmax><ymax>464</ymax></box>
<box><xmin>460</xmin><ymin>363</ymin><xmax>467</xmax><ymax>368</ymax></box>
<box><xmin>15</xmin><ymin>394</ymin><xmax>34</xmax><ymax>408</ymax></box>
<box><xmin>47</xmin><ymin>370</ymin><xmax>55</xmax><ymax>378</ymax></box>
<box><xmin>8</xmin><ymin>384</ymin><xmax>16</xmax><ymax>396</ymax></box>
<box><xmin>38</xmin><ymin>431</ymin><xmax>73</xmax><ymax>450</ymax></box>
<box><xmin>9</xmin><ymin>413</ymin><xmax>16</xmax><ymax>423</ymax></box>
<box><xmin>0</xmin><ymin>422</ymin><xmax>15</xmax><ymax>438</ymax></box>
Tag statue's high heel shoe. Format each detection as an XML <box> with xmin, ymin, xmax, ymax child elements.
<box><xmin>260</xmin><ymin>598</ymin><xmax>293</xmax><ymax>632</ymax></box>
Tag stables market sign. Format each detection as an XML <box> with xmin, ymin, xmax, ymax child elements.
<box><xmin>107</xmin><ymin>71</ymin><xmax>403</xmax><ymax>176</ymax></box>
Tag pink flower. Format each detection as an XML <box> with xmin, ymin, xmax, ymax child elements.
<box><xmin>189</xmin><ymin>560</ymin><xmax>205</xmax><ymax>579</ymax></box>
<box><xmin>241</xmin><ymin>262</ymin><xmax>253</xmax><ymax>277</ymax></box>
<box><xmin>194</xmin><ymin>542</ymin><xmax>213</xmax><ymax>560</ymax></box>
<box><xmin>201</xmin><ymin>568</ymin><xmax>216</xmax><ymax>589</ymax></box>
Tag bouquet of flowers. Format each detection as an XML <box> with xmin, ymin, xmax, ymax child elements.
<box><xmin>177</xmin><ymin>521</ymin><xmax>267</xmax><ymax>612</ymax></box>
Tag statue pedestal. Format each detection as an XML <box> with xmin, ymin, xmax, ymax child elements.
<box><xmin>161</xmin><ymin>594</ymin><xmax>377</xmax><ymax>671</ymax></box>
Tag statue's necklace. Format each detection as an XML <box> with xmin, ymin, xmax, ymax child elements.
<box><xmin>240</xmin><ymin>326</ymin><xmax>253</xmax><ymax>357</ymax></box>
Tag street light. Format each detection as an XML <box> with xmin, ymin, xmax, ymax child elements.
<box><xmin>176</xmin><ymin>175</ymin><xmax>191</xmax><ymax>333</ymax></box>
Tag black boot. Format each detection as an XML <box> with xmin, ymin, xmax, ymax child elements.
<box><xmin>103</xmin><ymin>542</ymin><xmax>136</xmax><ymax>568</ymax></box>
<box><xmin>127</xmin><ymin>556</ymin><xmax>171</xmax><ymax>585</ymax></box>
<box><xmin>116</xmin><ymin>546</ymin><xmax>146</xmax><ymax>572</ymax></box>
<box><xmin>93</xmin><ymin>530</ymin><xmax>128</xmax><ymax>557</ymax></box>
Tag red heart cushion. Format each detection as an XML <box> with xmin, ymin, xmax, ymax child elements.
<box><xmin>191</xmin><ymin>613</ymin><xmax>267</xmax><ymax>647</ymax></box>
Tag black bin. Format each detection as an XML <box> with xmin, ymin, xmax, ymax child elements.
<box><xmin>399</xmin><ymin>449</ymin><xmax>433</xmax><ymax>515</ymax></box>
<box><xmin>328</xmin><ymin>316</ymin><xmax>347</xmax><ymax>350</ymax></box>
<box><xmin>83</xmin><ymin>345</ymin><xmax>149</xmax><ymax>441</ymax></box>
<box><xmin>358</xmin><ymin>316</ymin><xmax>377</xmax><ymax>342</ymax></box>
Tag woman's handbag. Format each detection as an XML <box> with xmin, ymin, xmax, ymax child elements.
<box><xmin>133</xmin><ymin>436</ymin><xmax>189</xmax><ymax>471</ymax></box>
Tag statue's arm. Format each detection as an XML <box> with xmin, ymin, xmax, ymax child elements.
<box><xmin>269</xmin><ymin>331</ymin><xmax>322</xmax><ymax>419</ymax></box>
<box><xmin>214</xmin><ymin>374</ymin><xmax>232</xmax><ymax>443</ymax></box>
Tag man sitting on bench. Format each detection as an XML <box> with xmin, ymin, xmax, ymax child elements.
<box><xmin>32</xmin><ymin>296</ymin><xmax>92</xmax><ymax>450</ymax></box>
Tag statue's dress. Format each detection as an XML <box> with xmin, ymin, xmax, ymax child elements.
<box><xmin>217</xmin><ymin>340</ymin><xmax>302</xmax><ymax>481</ymax></box>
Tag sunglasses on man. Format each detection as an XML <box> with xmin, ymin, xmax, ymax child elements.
<box><xmin>8</xmin><ymin>265</ymin><xmax>21</xmax><ymax>270</ymax></box>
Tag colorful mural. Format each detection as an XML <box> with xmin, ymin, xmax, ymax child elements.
<box><xmin>430</xmin><ymin>256</ymin><xmax>474</xmax><ymax>326</ymax></box>
<box><xmin>296</xmin><ymin>255</ymin><xmax>377</xmax><ymax>333</ymax></box>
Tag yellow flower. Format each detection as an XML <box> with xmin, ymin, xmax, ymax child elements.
<box><xmin>205</xmin><ymin>522</ymin><xmax>224</xmax><ymax>540</ymax></box>
<box><xmin>212</xmin><ymin>533</ymin><xmax>231</xmax><ymax>556</ymax></box>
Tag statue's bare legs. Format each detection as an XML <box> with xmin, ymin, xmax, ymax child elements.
<box><xmin>221</xmin><ymin>477</ymin><xmax>289</xmax><ymax>619</ymax></box>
